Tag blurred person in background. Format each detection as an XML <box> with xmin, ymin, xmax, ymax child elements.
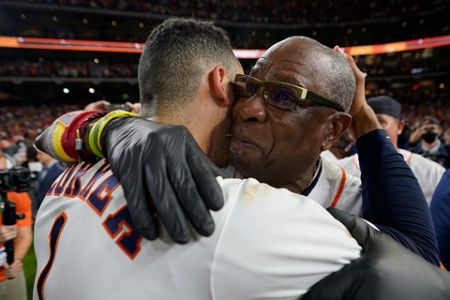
<box><xmin>430</xmin><ymin>169</ymin><xmax>450</xmax><ymax>269</ymax></box>
<box><xmin>322</xmin><ymin>129</ymin><xmax>356</xmax><ymax>163</ymax></box>
<box><xmin>339</xmin><ymin>96</ymin><xmax>445</xmax><ymax>203</ymax></box>
<box><xmin>0</xmin><ymin>152</ymin><xmax>33</xmax><ymax>300</ymax></box>
<box><xmin>409</xmin><ymin>116</ymin><xmax>450</xmax><ymax>168</ymax></box>
<box><xmin>35</xmin><ymin>150</ymin><xmax>64</xmax><ymax>212</ymax></box>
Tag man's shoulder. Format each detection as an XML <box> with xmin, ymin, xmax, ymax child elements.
<box><xmin>321</xmin><ymin>155</ymin><xmax>361</xmax><ymax>187</ymax></box>
<box><xmin>217</xmin><ymin>176</ymin><xmax>330</xmax><ymax>216</ymax></box>
<box><xmin>313</xmin><ymin>156</ymin><xmax>362</xmax><ymax>214</ymax></box>
<box><xmin>212</xmin><ymin>176</ymin><xmax>361</xmax><ymax>299</ymax></box>
<box><xmin>217</xmin><ymin>176</ymin><xmax>306</xmax><ymax>201</ymax></box>
<box><xmin>333</xmin><ymin>153</ymin><xmax>361</xmax><ymax>176</ymax></box>
<box><xmin>400</xmin><ymin>149</ymin><xmax>445</xmax><ymax>173</ymax></box>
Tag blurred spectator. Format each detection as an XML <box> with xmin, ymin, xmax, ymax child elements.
<box><xmin>0</xmin><ymin>152</ymin><xmax>33</xmax><ymax>300</ymax></box>
<box><xmin>23</xmin><ymin>0</ymin><xmax>446</xmax><ymax>25</ymax></box>
<box><xmin>35</xmin><ymin>150</ymin><xmax>64</xmax><ymax>212</ymax></box>
<box><xmin>0</xmin><ymin>60</ymin><xmax>137</xmax><ymax>78</ymax></box>
<box><xmin>409</xmin><ymin>117</ymin><xmax>450</xmax><ymax>168</ymax></box>
<box><xmin>339</xmin><ymin>96</ymin><xmax>445</xmax><ymax>203</ymax></box>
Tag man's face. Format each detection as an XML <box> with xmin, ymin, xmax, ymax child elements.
<box><xmin>421</xmin><ymin>123</ymin><xmax>442</xmax><ymax>135</ymax></box>
<box><xmin>376</xmin><ymin>114</ymin><xmax>403</xmax><ymax>147</ymax></box>
<box><xmin>208</xmin><ymin>63</ymin><xmax>244</xmax><ymax>168</ymax></box>
<box><xmin>229</xmin><ymin>40</ymin><xmax>337</xmax><ymax>188</ymax></box>
<box><xmin>420</xmin><ymin>122</ymin><xmax>442</xmax><ymax>144</ymax></box>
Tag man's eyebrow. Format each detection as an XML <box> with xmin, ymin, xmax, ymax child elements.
<box><xmin>269</xmin><ymin>73</ymin><xmax>303</xmax><ymax>86</ymax></box>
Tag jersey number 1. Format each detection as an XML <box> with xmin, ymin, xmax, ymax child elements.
<box><xmin>36</xmin><ymin>212</ymin><xmax>68</xmax><ymax>300</ymax></box>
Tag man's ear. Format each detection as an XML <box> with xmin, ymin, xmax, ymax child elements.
<box><xmin>397</xmin><ymin>120</ymin><xmax>405</xmax><ymax>135</ymax></box>
<box><xmin>208</xmin><ymin>65</ymin><xmax>232</xmax><ymax>107</ymax></box>
<box><xmin>321</xmin><ymin>112</ymin><xmax>352</xmax><ymax>151</ymax></box>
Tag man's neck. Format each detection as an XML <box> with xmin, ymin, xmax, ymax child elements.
<box><xmin>278</xmin><ymin>159</ymin><xmax>321</xmax><ymax>195</ymax></box>
<box><xmin>150</xmin><ymin>114</ymin><xmax>212</xmax><ymax>154</ymax></box>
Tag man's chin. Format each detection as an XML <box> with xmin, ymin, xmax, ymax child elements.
<box><xmin>229</xmin><ymin>153</ymin><xmax>262</xmax><ymax>176</ymax></box>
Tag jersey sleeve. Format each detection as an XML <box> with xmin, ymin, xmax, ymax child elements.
<box><xmin>211</xmin><ymin>177</ymin><xmax>361</xmax><ymax>300</ymax></box>
<box><xmin>357</xmin><ymin>129</ymin><xmax>440</xmax><ymax>265</ymax></box>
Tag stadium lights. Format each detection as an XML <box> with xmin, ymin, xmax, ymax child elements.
<box><xmin>0</xmin><ymin>35</ymin><xmax>449</xmax><ymax>57</ymax></box>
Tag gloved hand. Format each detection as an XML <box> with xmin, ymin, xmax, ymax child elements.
<box><xmin>103</xmin><ymin>117</ymin><xmax>225</xmax><ymax>244</ymax></box>
<box><xmin>302</xmin><ymin>208</ymin><xmax>450</xmax><ymax>300</ymax></box>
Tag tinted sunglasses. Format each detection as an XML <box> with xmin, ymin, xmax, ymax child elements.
<box><xmin>233</xmin><ymin>74</ymin><xmax>344</xmax><ymax>112</ymax></box>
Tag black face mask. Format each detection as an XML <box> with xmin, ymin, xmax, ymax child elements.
<box><xmin>422</xmin><ymin>131</ymin><xmax>437</xmax><ymax>143</ymax></box>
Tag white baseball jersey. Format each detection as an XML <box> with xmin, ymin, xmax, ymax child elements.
<box><xmin>34</xmin><ymin>159</ymin><xmax>361</xmax><ymax>300</ymax></box>
<box><xmin>338</xmin><ymin>149</ymin><xmax>445</xmax><ymax>204</ymax></box>
<box><xmin>224</xmin><ymin>154</ymin><xmax>363</xmax><ymax>216</ymax></box>
<box><xmin>321</xmin><ymin>150</ymin><xmax>340</xmax><ymax>163</ymax></box>
<box><xmin>311</xmin><ymin>154</ymin><xmax>362</xmax><ymax>215</ymax></box>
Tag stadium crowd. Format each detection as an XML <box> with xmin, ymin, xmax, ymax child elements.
<box><xmin>1</xmin><ymin>49</ymin><xmax>448</xmax><ymax>78</ymax></box>
<box><xmin>0</xmin><ymin>60</ymin><xmax>137</xmax><ymax>78</ymax></box>
<box><xmin>0</xmin><ymin>1</ymin><xmax>449</xmax><ymax>299</ymax></box>
<box><xmin>26</xmin><ymin>0</ymin><xmax>444</xmax><ymax>24</ymax></box>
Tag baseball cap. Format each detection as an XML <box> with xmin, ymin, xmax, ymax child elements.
<box><xmin>367</xmin><ymin>96</ymin><xmax>402</xmax><ymax>119</ymax></box>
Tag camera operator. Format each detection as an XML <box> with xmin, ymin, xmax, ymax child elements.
<box><xmin>0</xmin><ymin>152</ymin><xmax>32</xmax><ymax>300</ymax></box>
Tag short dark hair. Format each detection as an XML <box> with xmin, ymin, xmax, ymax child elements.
<box><xmin>138</xmin><ymin>18</ymin><xmax>238</xmax><ymax>115</ymax></box>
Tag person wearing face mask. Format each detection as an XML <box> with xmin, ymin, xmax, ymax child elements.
<box><xmin>409</xmin><ymin>117</ymin><xmax>450</xmax><ymax>168</ymax></box>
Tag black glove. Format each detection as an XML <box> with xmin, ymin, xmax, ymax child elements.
<box><xmin>303</xmin><ymin>208</ymin><xmax>450</xmax><ymax>300</ymax></box>
<box><xmin>103</xmin><ymin>117</ymin><xmax>225</xmax><ymax>243</ymax></box>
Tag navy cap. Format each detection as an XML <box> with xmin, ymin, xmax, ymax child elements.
<box><xmin>367</xmin><ymin>96</ymin><xmax>402</xmax><ymax>119</ymax></box>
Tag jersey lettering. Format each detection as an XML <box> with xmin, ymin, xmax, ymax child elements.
<box><xmin>79</xmin><ymin>161</ymin><xmax>110</xmax><ymax>200</ymax></box>
<box><xmin>63</xmin><ymin>162</ymin><xmax>93</xmax><ymax>197</ymax></box>
<box><xmin>86</xmin><ymin>175</ymin><xmax>120</xmax><ymax>216</ymax></box>
<box><xmin>103</xmin><ymin>206</ymin><xmax>143</xmax><ymax>259</ymax></box>
<box><xmin>47</xmin><ymin>161</ymin><xmax>142</xmax><ymax>259</ymax></box>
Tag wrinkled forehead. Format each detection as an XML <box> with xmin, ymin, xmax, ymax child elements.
<box><xmin>250</xmin><ymin>47</ymin><xmax>317</xmax><ymax>89</ymax></box>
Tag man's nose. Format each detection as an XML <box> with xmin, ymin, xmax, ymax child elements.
<box><xmin>233</xmin><ymin>94</ymin><xmax>268</xmax><ymax>123</ymax></box>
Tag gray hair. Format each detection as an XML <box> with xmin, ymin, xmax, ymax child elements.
<box><xmin>293</xmin><ymin>37</ymin><xmax>356</xmax><ymax>112</ymax></box>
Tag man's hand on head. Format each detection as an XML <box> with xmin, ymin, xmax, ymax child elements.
<box><xmin>333</xmin><ymin>47</ymin><xmax>381</xmax><ymax>139</ymax></box>
<box><xmin>103</xmin><ymin>117</ymin><xmax>225</xmax><ymax>243</ymax></box>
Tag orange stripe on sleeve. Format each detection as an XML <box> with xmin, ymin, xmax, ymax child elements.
<box><xmin>330</xmin><ymin>168</ymin><xmax>347</xmax><ymax>208</ymax></box>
